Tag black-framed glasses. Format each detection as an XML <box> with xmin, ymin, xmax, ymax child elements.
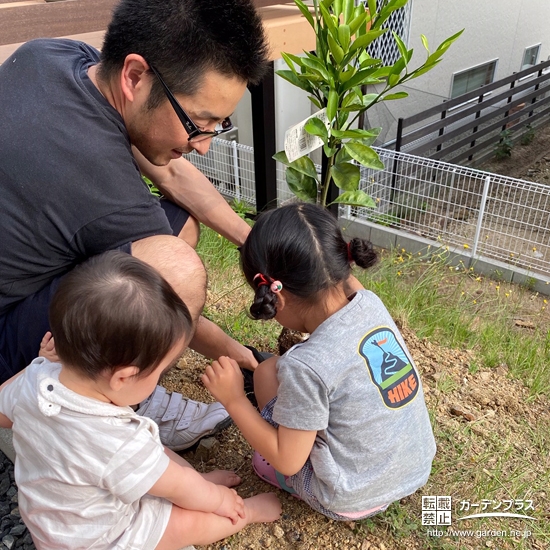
<box><xmin>149</xmin><ymin>64</ymin><xmax>233</xmax><ymax>143</ymax></box>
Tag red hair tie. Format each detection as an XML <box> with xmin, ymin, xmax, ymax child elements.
<box><xmin>253</xmin><ymin>273</ymin><xmax>283</xmax><ymax>293</ymax></box>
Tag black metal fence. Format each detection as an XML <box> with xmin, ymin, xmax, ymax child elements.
<box><xmin>392</xmin><ymin>59</ymin><xmax>550</xmax><ymax>167</ymax></box>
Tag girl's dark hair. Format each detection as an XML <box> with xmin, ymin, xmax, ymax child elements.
<box><xmin>98</xmin><ymin>0</ymin><xmax>269</xmax><ymax>107</ymax></box>
<box><xmin>49</xmin><ymin>251</ymin><xmax>193</xmax><ymax>379</ymax></box>
<box><xmin>240</xmin><ymin>203</ymin><xmax>378</xmax><ymax>320</ymax></box>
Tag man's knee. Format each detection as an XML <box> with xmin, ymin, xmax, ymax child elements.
<box><xmin>178</xmin><ymin>215</ymin><xmax>200</xmax><ymax>249</ymax></box>
<box><xmin>131</xmin><ymin>235</ymin><xmax>206</xmax><ymax>320</ymax></box>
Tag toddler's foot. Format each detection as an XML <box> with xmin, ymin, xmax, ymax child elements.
<box><xmin>39</xmin><ymin>331</ymin><xmax>59</xmax><ymax>363</ymax></box>
<box><xmin>244</xmin><ymin>493</ymin><xmax>282</xmax><ymax>523</ymax></box>
<box><xmin>202</xmin><ymin>470</ymin><xmax>241</xmax><ymax>488</ymax></box>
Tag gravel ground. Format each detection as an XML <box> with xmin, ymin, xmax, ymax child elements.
<box><xmin>0</xmin><ymin>451</ymin><xmax>35</xmax><ymax>550</ymax></box>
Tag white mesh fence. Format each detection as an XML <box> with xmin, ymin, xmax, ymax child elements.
<box><xmin>188</xmin><ymin>138</ymin><xmax>550</xmax><ymax>279</ymax></box>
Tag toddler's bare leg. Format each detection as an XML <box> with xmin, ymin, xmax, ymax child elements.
<box><xmin>155</xmin><ymin>493</ymin><xmax>282</xmax><ymax>550</ymax></box>
<box><xmin>164</xmin><ymin>448</ymin><xmax>241</xmax><ymax>487</ymax></box>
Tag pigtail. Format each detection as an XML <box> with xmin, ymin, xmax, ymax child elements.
<box><xmin>249</xmin><ymin>273</ymin><xmax>282</xmax><ymax>320</ymax></box>
<box><xmin>348</xmin><ymin>237</ymin><xmax>378</xmax><ymax>269</ymax></box>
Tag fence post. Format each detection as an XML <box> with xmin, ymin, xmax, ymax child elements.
<box><xmin>442</xmin><ymin>169</ymin><xmax>456</xmax><ymax>233</ymax></box>
<box><xmin>231</xmin><ymin>139</ymin><xmax>241</xmax><ymax>201</ymax></box>
<box><xmin>468</xmin><ymin>94</ymin><xmax>484</xmax><ymax>161</ymax></box>
<box><xmin>471</xmin><ymin>175</ymin><xmax>491</xmax><ymax>260</ymax></box>
<box><xmin>529</xmin><ymin>67</ymin><xmax>543</xmax><ymax>118</ymax></box>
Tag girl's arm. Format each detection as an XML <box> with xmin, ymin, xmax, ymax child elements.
<box><xmin>202</xmin><ymin>357</ymin><xmax>317</xmax><ymax>476</ymax></box>
<box><xmin>148</xmin><ymin>458</ymin><xmax>245</xmax><ymax>523</ymax></box>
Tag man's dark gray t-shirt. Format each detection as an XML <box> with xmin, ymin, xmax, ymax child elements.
<box><xmin>0</xmin><ymin>39</ymin><xmax>171</xmax><ymax>314</ymax></box>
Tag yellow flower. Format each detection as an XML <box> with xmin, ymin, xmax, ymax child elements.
<box><xmin>463</xmin><ymin>244</ymin><xmax>470</xmax><ymax>249</ymax></box>
<box><xmin>473</xmin><ymin>300</ymin><xmax>477</xmax><ymax>304</ymax></box>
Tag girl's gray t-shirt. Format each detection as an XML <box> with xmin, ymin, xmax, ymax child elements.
<box><xmin>273</xmin><ymin>289</ymin><xmax>436</xmax><ymax>512</ymax></box>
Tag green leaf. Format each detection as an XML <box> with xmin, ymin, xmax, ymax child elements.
<box><xmin>273</xmin><ymin>150</ymin><xmax>291</xmax><ymax>166</ymax></box>
<box><xmin>338</xmin><ymin>68</ymin><xmax>356</xmax><ymax>83</ymax></box>
<box><xmin>305</xmin><ymin>117</ymin><xmax>329</xmax><ymax>141</ymax></box>
<box><xmin>349</xmin><ymin>11</ymin><xmax>369</xmax><ymax>36</ymax></box>
<box><xmin>343</xmin><ymin>0</ymin><xmax>354</xmax><ymax>24</ymax></box>
<box><xmin>344</xmin><ymin>142</ymin><xmax>385</xmax><ymax>170</ymax></box>
<box><xmin>320</xmin><ymin>3</ymin><xmax>338</xmax><ymax>36</ymax></box>
<box><xmin>290</xmin><ymin>154</ymin><xmax>318</xmax><ymax>178</ymax></box>
<box><xmin>281</xmin><ymin>52</ymin><xmax>304</xmax><ymax>73</ymax></box>
<box><xmin>294</xmin><ymin>0</ymin><xmax>315</xmax><ymax>28</ymax></box>
<box><xmin>329</xmin><ymin>190</ymin><xmax>377</xmax><ymax>208</ymax></box>
<box><xmin>336</xmin><ymin>147</ymin><xmax>352</xmax><ymax>164</ymax></box>
<box><xmin>301</xmin><ymin>56</ymin><xmax>330</xmax><ymax>80</ymax></box>
<box><xmin>388</xmin><ymin>73</ymin><xmax>400</xmax><ymax>86</ymax></box>
<box><xmin>323</xmin><ymin>143</ymin><xmax>337</xmax><ymax>157</ymax></box>
<box><xmin>308</xmin><ymin>95</ymin><xmax>323</xmax><ymax>109</ymax></box>
<box><xmin>328</xmin><ymin>34</ymin><xmax>345</xmax><ymax>64</ymax></box>
<box><xmin>389</xmin><ymin>57</ymin><xmax>406</xmax><ymax>76</ymax></box>
<box><xmin>407</xmin><ymin>60</ymin><xmax>441</xmax><ymax>80</ymax></box>
<box><xmin>274</xmin><ymin>151</ymin><xmax>318</xmax><ymax>180</ymax></box>
<box><xmin>420</xmin><ymin>34</ymin><xmax>430</xmax><ymax>53</ymax></box>
<box><xmin>342</xmin><ymin>69</ymin><xmax>383</xmax><ymax>91</ymax></box>
<box><xmin>392</xmin><ymin>31</ymin><xmax>409</xmax><ymax>63</ymax></box>
<box><xmin>327</xmin><ymin>89</ymin><xmax>339</xmax><ymax>121</ymax></box>
<box><xmin>338</xmin><ymin>24</ymin><xmax>351</xmax><ymax>51</ymax></box>
<box><xmin>330</xmin><ymin>162</ymin><xmax>361</xmax><ymax>191</ymax></box>
<box><xmin>349</xmin><ymin>29</ymin><xmax>387</xmax><ymax>53</ymax></box>
<box><xmin>383</xmin><ymin>91</ymin><xmax>409</xmax><ymax>100</ymax></box>
<box><xmin>286</xmin><ymin>167</ymin><xmax>318</xmax><ymax>202</ymax></box>
<box><xmin>331</xmin><ymin>127</ymin><xmax>381</xmax><ymax>141</ymax></box>
<box><xmin>275</xmin><ymin>70</ymin><xmax>314</xmax><ymax>93</ymax></box>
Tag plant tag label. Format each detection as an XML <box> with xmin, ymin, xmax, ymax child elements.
<box><xmin>284</xmin><ymin>108</ymin><xmax>329</xmax><ymax>163</ymax></box>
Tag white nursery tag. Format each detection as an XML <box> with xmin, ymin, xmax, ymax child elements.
<box><xmin>284</xmin><ymin>108</ymin><xmax>330</xmax><ymax>163</ymax></box>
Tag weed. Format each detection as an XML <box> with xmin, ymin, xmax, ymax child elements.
<box><xmin>520</xmin><ymin>124</ymin><xmax>535</xmax><ymax>146</ymax></box>
<box><xmin>495</xmin><ymin>129</ymin><xmax>514</xmax><ymax>159</ymax></box>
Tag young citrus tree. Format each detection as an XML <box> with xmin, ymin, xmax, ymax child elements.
<box><xmin>274</xmin><ymin>0</ymin><xmax>463</xmax><ymax>208</ymax></box>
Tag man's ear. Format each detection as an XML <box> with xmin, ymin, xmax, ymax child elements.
<box><xmin>109</xmin><ymin>365</ymin><xmax>140</xmax><ymax>392</ymax></box>
<box><xmin>120</xmin><ymin>54</ymin><xmax>150</xmax><ymax>103</ymax></box>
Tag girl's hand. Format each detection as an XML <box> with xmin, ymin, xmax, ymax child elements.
<box><xmin>202</xmin><ymin>356</ymin><xmax>245</xmax><ymax>407</ymax></box>
<box><xmin>213</xmin><ymin>486</ymin><xmax>245</xmax><ymax>524</ymax></box>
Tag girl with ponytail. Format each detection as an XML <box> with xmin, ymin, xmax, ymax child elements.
<box><xmin>203</xmin><ymin>203</ymin><xmax>435</xmax><ymax>520</ymax></box>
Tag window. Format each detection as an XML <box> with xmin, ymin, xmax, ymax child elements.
<box><xmin>450</xmin><ymin>60</ymin><xmax>498</xmax><ymax>99</ymax></box>
<box><xmin>521</xmin><ymin>44</ymin><xmax>541</xmax><ymax>70</ymax></box>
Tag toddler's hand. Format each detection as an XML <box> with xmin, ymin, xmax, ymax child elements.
<box><xmin>39</xmin><ymin>331</ymin><xmax>59</xmax><ymax>363</ymax></box>
<box><xmin>213</xmin><ymin>486</ymin><xmax>245</xmax><ymax>524</ymax></box>
<box><xmin>202</xmin><ymin>356</ymin><xmax>245</xmax><ymax>407</ymax></box>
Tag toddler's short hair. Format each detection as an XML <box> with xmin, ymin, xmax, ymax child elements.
<box><xmin>49</xmin><ymin>251</ymin><xmax>192</xmax><ymax>379</ymax></box>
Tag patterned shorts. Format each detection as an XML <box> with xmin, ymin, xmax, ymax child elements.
<box><xmin>260</xmin><ymin>397</ymin><xmax>388</xmax><ymax>521</ymax></box>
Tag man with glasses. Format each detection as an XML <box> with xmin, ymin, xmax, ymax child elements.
<box><xmin>0</xmin><ymin>0</ymin><xmax>269</xmax><ymax>450</ymax></box>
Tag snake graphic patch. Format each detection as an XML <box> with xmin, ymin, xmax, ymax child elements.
<box><xmin>359</xmin><ymin>327</ymin><xmax>419</xmax><ymax>408</ymax></box>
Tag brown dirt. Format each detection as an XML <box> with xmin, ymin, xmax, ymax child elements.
<box><xmin>158</xmin><ymin>138</ymin><xmax>550</xmax><ymax>550</ymax></box>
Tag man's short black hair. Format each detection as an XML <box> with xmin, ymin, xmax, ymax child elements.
<box><xmin>49</xmin><ymin>251</ymin><xmax>193</xmax><ymax>379</ymax></box>
<box><xmin>98</xmin><ymin>0</ymin><xmax>269</xmax><ymax>106</ymax></box>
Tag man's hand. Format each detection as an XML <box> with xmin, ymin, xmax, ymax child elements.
<box><xmin>213</xmin><ymin>486</ymin><xmax>245</xmax><ymax>524</ymax></box>
<box><xmin>202</xmin><ymin>356</ymin><xmax>246</xmax><ymax>407</ymax></box>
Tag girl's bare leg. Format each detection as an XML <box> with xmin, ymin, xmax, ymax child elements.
<box><xmin>155</xmin><ymin>493</ymin><xmax>282</xmax><ymax>550</ymax></box>
<box><xmin>253</xmin><ymin>356</ymin><xmax>279</xmax><ymax>411</ymax></box>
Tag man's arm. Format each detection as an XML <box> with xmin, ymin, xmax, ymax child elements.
<box><xmin>134</xmin><ymin>148</ymin><xmax>251</xmax><ymax>247</ymax></box>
